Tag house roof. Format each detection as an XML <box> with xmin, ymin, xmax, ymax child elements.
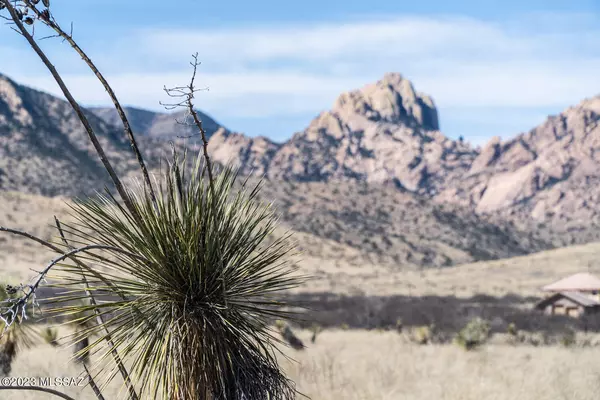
<box><xmin>542</xmin><ymin>272</ymin><xmax>600</xmax><ymax>292</ymax></box>
<box><xmin>536</xmin><ymin>291</ymin><xmax>600</xmax><ymax>309</ymax></box>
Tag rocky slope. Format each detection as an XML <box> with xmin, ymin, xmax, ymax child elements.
<box><xmin>436</xmin><ymin>96</ymin><xmax>600</xmax><ymax>227</ymax></box>
<box><xmin>0</xmin><ymin>74</ymin><xmax>197</xmax><ymax>197</ymax></box>
<box><xmin>206</xmin><ymin>73</ymin><xmax>477</xmax><ymax>195</ymax></box>
<box><xmin>254</xmin><ymin>178</ymin><xmax>552</xmax><ymax>268</ymax></box>
<box><xmin>202</xmin><ymin>74</ymin><xmax>600</xmax><ymax>238</ymax></box>
<box><xmin>89</xmin><ymin>106</ymin><xmax>224</xmax><ymax>141</ymax></box>
<box><xmin>1</xmin><ymin>70</ymin><xmax>597</xmax><ymax>269</ymax></box>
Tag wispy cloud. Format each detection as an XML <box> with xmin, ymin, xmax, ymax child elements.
<box><xmin>2</xmin><ymin>12</ymin><xmax>599</xmax><ymax>140</ymax></box>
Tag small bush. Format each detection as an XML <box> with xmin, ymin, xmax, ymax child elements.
<box><xmin>275</xmin><ymin>320</ymin><xmax>286</xmax><ymax>331</ymax></box>
<box><xmin>395</xmin><ymin>318</ymin><xmax>403</xmax><ymax>333</ymax></box>
<box><xmin>410</xmin><ymin>325</ymin><xmax>433</xmax><ymax>345</ymax></box>
<box><xmin>517</xmin><ymin>331</ymin><xmax>549</xmax><ymax>347</ymax></box>
<box><xmin>278</xmin><ymin>324</ymin><xmax>304</xmax><ymax>350</ymax></box>
<box><xmin>310</xmin><ymin>324</ymin><xmax>322</xmax><ymax>343</ymax></box>
<box><xmin>41</xmin><ymin>327</ymin><xmax>59</xmax><ymax>347</ymax></box>
<box><xmin>560</xmin><ymin>329</ymin><xmax>576</xmax><ymax>347</ymax></box>
<box><xmin>455</xmin><ymin>318</ymin><xmax>490</xmax><ymax>350</ymax></box>
<box><xmin>0</xmin><ymin>283</ymin><xmax>39</xmax><ymax>376</ymax></box>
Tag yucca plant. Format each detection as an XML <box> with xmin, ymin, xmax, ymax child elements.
<box><xmin>1</xmin><ymin>1</ymin><xmax>307</xmax><ymax>398</ymax></box>
<box><xmin>42</xmin><ymin>151</ymin><xmax>304</xmax><ymax>399</ymax></box>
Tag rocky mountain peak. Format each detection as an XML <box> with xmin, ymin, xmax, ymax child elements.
<box><xmin>4</xmin><ymin>71</ymin><xmax>600</xmax><ymax>267</ymax></box>
<box><xmin>257</xmin><ymin>73</ymin><xmax>474</xmax><ymax>193</ymax></box>
<box><xmin>331</xmin><ymin>72</ymin><xmax>439</xmax><ymax>131</ymax></box>
<box><xmin>579</xmin><ymin>95</ymin><xmax>600</xmax><ymax>114</ymax></box>
<box><xmin>437</xmin><ymin>94</ymin><xmax>600</xmax><ymax>225</ymax></box>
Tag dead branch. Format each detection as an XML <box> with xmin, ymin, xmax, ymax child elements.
<box><xmin>1</xmin><ymin>0</ymin><xmax>142</xmax><ymax>222</ymax></box>
<box><xmin>83</xmin><ymin>363</ymin><xmax>106</xmax><ymax>400</ymax></box>
<box><xmin>18</xmin><ymin>0</ymin><xmax>157</xmax><ymax>206</ymax></box>
<box><xmin>161</xmin><ymin>53</ymin><xmax>215</xmax><ymax>193</ymax></box>
<box><xmin>0</xmin><ymin>226</ymin><xmax>132</xmax><ymax>303</ymax></box>
<box><xmin>0</xmin><ymin>244</ymin><xmax>146</xmax><ymax>331</ymax></box>
<box><xmin>0</xmin><ymin>386</ymin><xmax>76</xmax><ymax>400</ymax></box>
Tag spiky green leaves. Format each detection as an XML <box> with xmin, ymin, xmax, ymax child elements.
<box><xmin>46</xmin><ymin>152</ymin><xmax>303</xmax><ymax>399</ymax></box>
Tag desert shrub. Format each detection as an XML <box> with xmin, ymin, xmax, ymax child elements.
<box><xmin>275</xmin><ymin>320</ymin><xmax>287</xmax><ymax>331</ymax></box>
<box><xmin>41</xmin><ymin>327</ymin><xmax>59</xmax><ymax>347</ymax></box>
<box><xmin>406</xmin><ymin>323</ymin><xmax>451</xmax><ymax>345</ymax></box>
<box><xmin>40</xmin><ymin>156</ymin><xmax>304</xmax><ymax>398</ymax></box>
<box><xmin>560</xmin><ymin>329</ymin><xmax>576</xmax><ymax>347</ymax></box>
<box><xmin>277</xmin><ymin>323</ymin><xmax>304</xmax><ymax>350</ymax></box>
<box><xmin>455</xmin><ymin>318</ymin><xmax>491</xmax><ymax>350</ymax></box>
<box><xmin>531</xmin><ymin>331</ymin><xmax>551</xmax><ymax>346</ymax></box>
<box><xmin>311</xmin><ymin>324</ymin><xmax>322</xmax><ymax>343</ymax></box>
<box><xmin>0</xmin><ymin>284</ymin><xmax>39</xmax><ymax>376</ymax></box>
<box><xmin>516</xmin><ymin>332</ymin><xmax>538</xmax><ymax>346</ymax></box>
<box><xmin>395</xmin><ymin>318</ymin><xmax>403</xmax><ymax>333</ymax></box>
<box><xmin>506</xmin><ymin>322</ymin><xmax>519</xmax><ymax>345</ymax></box>
<box><xmin>410</xmin><ymin>325</ymin><xmax>433</xmax><ymax>345</ymax></box>
<box><xmin>507</xmin><ymin>322</ymin><xmax>518</xmax><ymax>337</ymax></box>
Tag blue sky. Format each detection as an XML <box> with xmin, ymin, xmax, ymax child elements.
<box><xmin>1</xmin><ymin>0</ymin><xmax>599</xmax><ymax>145</ymax></box>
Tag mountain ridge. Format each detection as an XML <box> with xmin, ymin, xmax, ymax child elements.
<box><xmin>2</xmin><ymin>70</ymin><xmax>600</xmax><ymax>269</ymax></box>
<box><xmin>204</xmin><ymin>72</ymin><xmax>478</xmax><ymax>196</ymax></box>
<box><xmin>88</xmin><ymin>106</ymin><xmax>225</xmax><ymax>141</ymax></box>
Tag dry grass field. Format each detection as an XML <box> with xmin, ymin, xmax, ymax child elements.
<box><xmin>4</xmin><ymin>191</ymin><xmax>600</xmax><ymax>399</ymax></box>
<box><xmin>4</xmin><ymin>329</ymin><xmax>600</xmax><ymax>400</ymax></box>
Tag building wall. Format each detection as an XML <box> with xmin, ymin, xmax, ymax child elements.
<box><xmin>543</xmin><ymin>299</ymin><xmax>585</xmax><ymax>318</ymax></box>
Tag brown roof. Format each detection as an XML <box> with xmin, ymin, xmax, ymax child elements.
<box><xmin>542</xmin><ymin>272</ymin><xmax>600</xmax><ymax>292</ymax></box>
<box><xmin>536</xmin><ymin>291</ymin><xmax>600</xmax><ymax>309</ymax></box>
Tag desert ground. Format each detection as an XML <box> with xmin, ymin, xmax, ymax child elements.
<box><xmin>4</xmin><ymin>190</ymin><xmax>600</xmax><ymax>298</ymax></box>
<box><xmin>4</xmin><ymin>329</ymin><xmax>600</xmax><ymax>400</ymax></box>
<box><xmin>3</xmin><ymin>191</ymin><xmax>600</xmax><ymax>399</ymax></box>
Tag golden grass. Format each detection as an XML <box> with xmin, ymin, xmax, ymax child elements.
<box><xmin>289</xmin><ymin>241</ymin><xmax>600</xmax><ymax>298</ymax></box>
<box><xmin>5</xmin><ymin>192</ymin><xmax>600</xmax><ymax>399</ymax></box>
<box><xmin>4</xmin><ymin>329</ymin><xmax>600</xmax><ymax>399</ymax></box>
<box><xmin>282</xmin><ymin>330</ymin><xmax>600</xmax><ymax>400</ymax></box>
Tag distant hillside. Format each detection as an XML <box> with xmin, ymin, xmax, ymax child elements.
<box><xmin>0</xmin><ymin>73</ymin><xmax>155</xmax><ymax>196</ymax></box>
<box><xmin>89</xmin><ymin>106</ymin><xmax>224</xmax><ymax>141</ymax></box>
<box><xmin>437</xmin><ymin>96</ymin><xmax>600</xmax><ymax>228</ymax></box>
<box><xmin>1</xmin><ymin>70</ymin><xmax>598</xmax><ymax>269</ymax></box>
<box><xmin>206</xmin><ymin>73</ymin><xmax>477</xmax><ymax>196</ymax></box>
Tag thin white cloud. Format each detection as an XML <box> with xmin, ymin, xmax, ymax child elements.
<box><xmin>138</xmin><ymin>16</ymin><xmax>542</xmax><ymax>63</ymax></box>
<box><xmin>133</xmin><ymin>13</ymin><xmax>600</xmax><ymax>111</ymax></box>
<box><xmin>2</xmin><ymin>12</ymin><xmax>599</xmax><ymax>138</ymax></box>
<box><xmin>23</xmin><ymin>71</ymin><xmax>371</xmax><ymax>117</ymax></box>
<box><xmin>414</xmin><ymin>60</ymin><xmax>600</xmax><ymax>107</ymax></box>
